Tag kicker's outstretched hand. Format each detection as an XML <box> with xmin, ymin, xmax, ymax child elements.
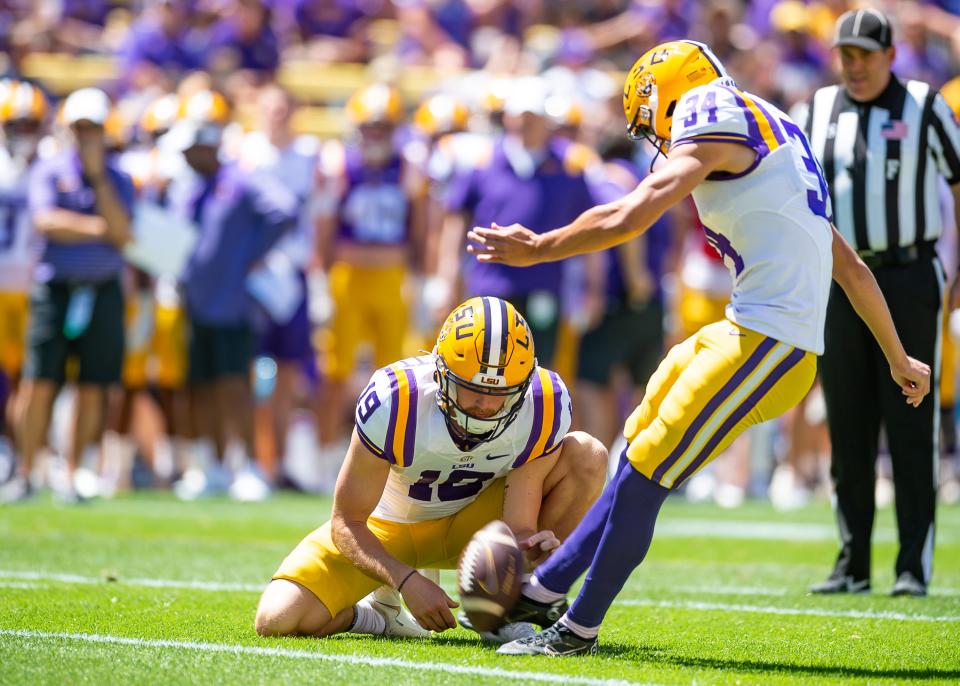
<box><xmin>467</xmin><ymin>222</ymin><xmax>542</xmax><ymax>267</ymax></box>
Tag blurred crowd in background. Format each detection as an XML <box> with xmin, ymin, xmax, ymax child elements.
<box><xmin>1</xmin><ymin>0</ymin><xmax>959</xmax><ymax>507</ymax></box>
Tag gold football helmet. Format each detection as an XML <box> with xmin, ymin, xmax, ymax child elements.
<box><xmin>140</xmin><ymin>93</ymin><xmax>180</xmax><ymax>138</ymax></box>
<box><xmin>434</xmin><ymin>297</ymin><xmax>536</xmax><ymax>450</ymax></box>
<box><xmin>623</xmin><ymin>40</ymin><xmax>729</xmax><ymax>151</ymax></box>
<box><xmin>0</xmin><ymin>80</ymin><xmax>48</xmax><ymax>123</ymax></box>
<box><xmin>178</xmin><ymin>89</ymin><xmax>231</xmax><ymax>125</ymax></box>
<box><xmin>413</xmin><ymin>94</ymin><xmax>469</xmax><ymax>138</ymax></box>
<box><xmin>346</xmin><ymin>83</ymin><xmax>405</xmax><ymax>127</ymax></box>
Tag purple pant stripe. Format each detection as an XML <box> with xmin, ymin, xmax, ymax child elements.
<box><xmin>674</xmin><ymin>347</ymin><xmax>806</xmax><ymax>486</ymax></box>
<box><xmin>651</xmin><ymin>336</ymin><xmax>776</xmax><ymax>483</ymax></box>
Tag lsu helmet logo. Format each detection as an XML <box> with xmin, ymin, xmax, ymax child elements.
<box><xmin>624</xmin><ymin>40</ymin><xmax>729</xmax><ymax>146</ymax></box>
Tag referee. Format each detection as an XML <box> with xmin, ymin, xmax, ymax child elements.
<box><xmin>799</xmin><ymin>8</ymin><xmax>960</xmax><ymax>597</ymax></box>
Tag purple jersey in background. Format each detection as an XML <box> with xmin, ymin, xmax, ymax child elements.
<box><xmin>27</xmin><ymin>151</ymin><xmax>134</xmax><ymax>283</ymax></box>
<box><xmin>447</xmin><ymin>137</ymin><xmax>595</xmax><ymax>299</ymax></box>
<box><xmin>336</xmin><ymin>146</ymin><xmax>412</xmax><ymax>247</ymax></box>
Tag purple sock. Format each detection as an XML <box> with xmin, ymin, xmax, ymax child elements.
<box><xmin>566</xmin><ymin>463</ymin><xmax>670</xmax><ymax>628</ymax></box>
<box><xmin>534</xmin><ymin>449</ymin><xmax>632</xmax><ymax>594</ymax></box>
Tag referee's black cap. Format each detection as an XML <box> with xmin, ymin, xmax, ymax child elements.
<box><xmin>833</xmin><ymin>8</ymin><xmax>893</xmax><ymax>52</ymax></box>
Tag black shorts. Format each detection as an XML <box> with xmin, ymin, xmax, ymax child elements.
<box><xmin>23</xmin><ymin>278</ymin><xmax>125</xmax><ymax>386</ymax></box>
<box><xmin>188</xmin><ymin>320</ymin><xmax>253</xmax><ymax>383</ymax></box>
<box><xmin>577</xmin><ymin>298</ymin><xmax>664</xmax><ymax>386</ymax></box>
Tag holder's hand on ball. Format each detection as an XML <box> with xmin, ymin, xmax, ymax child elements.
<box><xmin>518</xmin><ymin>530</ymin><xmax>560</xmax><ymax>570</ymax></box>
<box><xmin>399</xmin><ymin>572</ymin><xmax>459</xmax><ymax>632</ymax></box>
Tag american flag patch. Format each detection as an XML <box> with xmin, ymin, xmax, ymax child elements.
<box><xmin>881</xmin><ymin>120</ymin><xmax>908</xmax><ymax>140</ymax></box>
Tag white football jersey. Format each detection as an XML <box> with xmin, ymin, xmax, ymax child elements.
<box><xmin>0</xmin><ymin>147</ymin><xmax>37</xmax><ymax>292</ymax></box>
<box><xmin>670</xmin><ymin>80</ymin><xmax>834</xmax><ymax>354</ymax></box>
<box><xmin>356</xmin><ymin>354</ymin><xmax>572</xmax><ymax>523</ymax></box>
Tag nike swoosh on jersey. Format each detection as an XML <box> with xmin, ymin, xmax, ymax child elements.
<box><xmin>485</xmin><ymin>453</ymin><xmax>511</xmax><ymax>460</ymax></box>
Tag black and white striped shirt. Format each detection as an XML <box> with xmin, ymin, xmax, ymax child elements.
<box><xmin>797</xmin><ymin>77</ymin><xmax>960</xmax><ymax>253</ymax></box>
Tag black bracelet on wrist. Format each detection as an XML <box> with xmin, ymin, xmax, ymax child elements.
<box><xmin>396</xmin><ymin>570</ymin><xmax>418</xmax><ymax>592</ymax></box>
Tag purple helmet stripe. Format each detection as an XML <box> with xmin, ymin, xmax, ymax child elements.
<box><xmin>481</xmin><ymin>296</ymin><xmax>493</xmax><ymax>374</ymax></box>
<box><xmin>496</xmin><ymin>297</ymin><xmax>509</xmax><ymax>376</ymax></box>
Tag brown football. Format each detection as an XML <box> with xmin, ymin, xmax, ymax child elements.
<box><xmin>457</xmin><ymin>519</ymin><xmax>524</xmax><ymax>632</ymax></box>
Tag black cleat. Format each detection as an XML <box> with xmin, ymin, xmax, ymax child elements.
<box><xmin>504</xmin><ymin>595</ymin><xmax>569</xmax><ymax>628</ymax></box>
<box><xmin>891</xmin><ymin>572</ymin><xmax>927</xmax><ymax>597</ymax></box>
<box><xmin>497</xmin><ymin>623</ymin><xmax>598</xmax><ymax>656</ymax></box>
<box><xmin>809</xmin><ymin>575</ymin><xmax>871</xmax><ymax>595</ymax></box>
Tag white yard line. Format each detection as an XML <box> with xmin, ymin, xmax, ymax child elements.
<box><xmin>2</xmin><ymin>570</ymin><xmax>958</xmax><ymax>621</ymax></box>
<box><xmin>655</xmin><ymin>519</ymin><xmax>959</xmax><ymax>543</ymax></box>
<box><xmin>0</xmin><ymin>629</ymin><xmax>646</xmax><ymax>686</ymax></box>
<box><xmin>0</xmin><ymin>581</ymin><xmax>46</xmax><ymax>589</ymax></box>
<box><xmin>0</xmin><ymin>570</ymin><xmax>262</xmax><ymax>593</ymax></box>
<box><xmin>666</xmin><ymin>585</ymin><xmax>788</xmax><ymax>596</ymax></box>
<box><xmin>619</xmin><ymin>599</ymin><xmax>960</xmax><ymax>623</ymax></box>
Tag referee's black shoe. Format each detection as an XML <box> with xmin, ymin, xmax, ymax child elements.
<box><xmin>809</xmin><ymin>574</ymin><xmax>871</xmax><ymax>594</ymax></box>
<box><xmin>891</xmin><ymin>572</ymin><xmax>927</xmax><ymax>597</ymax></box>
<box><xmin>504</xmin><ymin>595</ymin><xmax>568</xmax><ymax>628</ymax></box>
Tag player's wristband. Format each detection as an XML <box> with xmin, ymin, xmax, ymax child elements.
<box><xmin>397</xmin><ymin>570</ymin><xmax>418</xmax><ymax>592</ymax></box>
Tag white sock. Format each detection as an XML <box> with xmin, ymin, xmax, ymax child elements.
<box><xmin>559</xmin><ymin>613</ymin><xmax>599</xmax><ymax>640</ymax></box>
<box><xmin>153</xmin><ymin>436</ymin><xmax>175</xmax><ymax>482</ymax></box>
<box><xmin>348</xmin><ymin>602</ymin><xmax>387</xmax><ymax>635</ymax></box>
<box><xmin>190</xmin><ymin>439</ymin><xmax>217</xmax><ymax>473</ymax></box>
<box><xmin>522</xmin><ymin>574</ymin><xmax>565</xmax><ymax>603</ymax></box>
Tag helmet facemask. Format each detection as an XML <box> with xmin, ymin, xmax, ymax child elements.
<box><xmin>435</xmin><ymin>354</ymin><xmax>533</xmax><ymax>451</ymax></box>
<box><xmin>625</xmin><ymin>72</ymin><xmax>673</xmax><ymax>173</ymax></box>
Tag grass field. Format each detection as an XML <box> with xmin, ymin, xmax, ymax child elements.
<box><xmin>1</xmin><ymin>492</ymin><xmax>958</xmax><ymax>685</ymax></box>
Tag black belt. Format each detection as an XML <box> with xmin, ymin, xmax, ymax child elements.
<box><xmin>858</xmin><ymin>243</ymin><xmax>937</xmax><ymax>270</ymax></box>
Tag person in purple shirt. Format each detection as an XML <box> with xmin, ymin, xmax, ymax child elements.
<box><xmin>165</xmin><ymin>90</ymin><xmax>297</xmax><ymax>499</ymax></box>
<box><xmin>117</xmin><ymin>0</ymin><xmax>206</xmax><ymax>86</ymax></box>
<box><xmin>442</xmin><ymin>77</ymin><xmax>595</xmax><ymax>367</ymax></box>
<box><xmin>207</xmin><ymin>0</ymin><xmax>281</xmax><ymax>76</ymax></box>
<box><xmin>18</xmin><ymin>87</ymin><xmax>134</xmax><ymax>504</ymax></box>
<box><xmin>60</xmin><ymin>0</ymin><xmax>111</xmax><ymax>26</ymax></box>
<box><xmin>53</xmin><ymin>0</ymin><xmax>112</xmax><ymax>54</ymax></box>
<box><xmin>893</xmin><ymin>1</ymin><xmax>956</xmax><ymax>88</ymax></box>
<box><xmin>279</xmin><ymin>0</ymin><xmax>378</xmax><ymax>62</ymax></box>
<box><xmin>393</xmin><ymin>0</ymin><xmax>471</xmax><ymax>68</ymax></box>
